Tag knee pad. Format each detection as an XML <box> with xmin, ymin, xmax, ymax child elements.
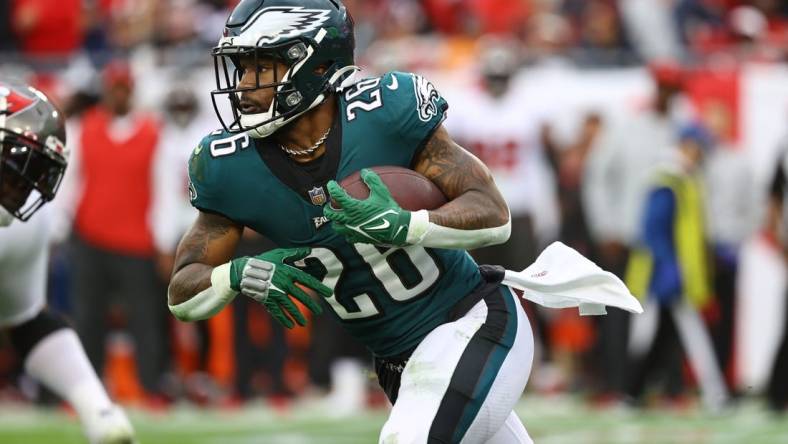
<box><xmin>6</xmin><ymin>308</ymin><xmax>69</xmax><ymax>361</ymax></box>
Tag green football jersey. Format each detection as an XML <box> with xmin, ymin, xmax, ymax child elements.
<box><xmin>188</xmin><ymin>71</ymin><xmax>482</xmax><ymax>357</ymax></box>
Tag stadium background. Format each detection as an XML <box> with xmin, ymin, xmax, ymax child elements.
<box><xmin>1</xmin><ymin>0</ymin><xmax>788</xmax><ymax>442</ymax></box>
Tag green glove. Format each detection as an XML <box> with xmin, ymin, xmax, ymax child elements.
<box><xmin>229</xmin><ymin>247</ymin><xmax>331</xmax><ymax>329</ymax></box>
<box><xmin>324</xmin><ymin>169</ymin><xmax>411</xmax><ymax>247</ymax></box>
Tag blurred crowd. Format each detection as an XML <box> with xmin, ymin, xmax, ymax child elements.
<box><xmin>1</xmin><ymin>0</ymin><xmax>787</xmax><ymax>65</ymax></box>
<box><xmin>1</xmin><ymin>0</ymin><xmax>788</xmax><ymax>415</ymax></box>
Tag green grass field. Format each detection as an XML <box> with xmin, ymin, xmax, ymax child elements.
<box><xmin>0</xmin><ymin>396</ymin><xmax>785</xmax><ymax>444</ymax></box>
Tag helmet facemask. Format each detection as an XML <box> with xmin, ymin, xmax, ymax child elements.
<box><xmin>211</xmin><ymin>0</ymin><xmax>358</xmax><ymax>139</ymax></box>
<box><xmin>212</xmin><ymin>33</ymin><xmax>341</xmax><ymax>139</ymax></box>
<box><xmin>0</xmin><ymin>128</ymin><xmax>66</xmax><ymax>221</ymax></box>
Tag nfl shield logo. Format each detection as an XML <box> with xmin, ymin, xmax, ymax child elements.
<box><xmin>308</xmin><ymin>186</ymin><xmax>327</xmax><ymax>206</ymax></box>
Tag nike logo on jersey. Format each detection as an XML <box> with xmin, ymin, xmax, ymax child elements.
<box><xmin>387</xmin><ymin>75</ymin><xmax>399</xmax><ymax>91</ymax></box>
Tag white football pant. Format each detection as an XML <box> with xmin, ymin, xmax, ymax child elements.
<box><xmin>380</xmin><ymin>286</ymin><xmax>534</xmax><ymax>443</ymax></box>
<box><xmin>0</xmin><ymin>210</ymin><xmax>49</xmax><ymax>327</ymax></box>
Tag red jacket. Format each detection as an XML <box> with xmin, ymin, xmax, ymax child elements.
<box><xmin>12</xmin><ymin>0</ymin><xmax>83</xmax><ymax>56</ymax></box>
<box><xmin>75</xmin><ymin>107</ymin><xmax>159</xmax><ymax>256</ymax></box>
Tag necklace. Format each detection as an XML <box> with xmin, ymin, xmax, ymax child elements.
<box><xmin>280</xmin><ymin>128</ymin><xmax>331</xmax><ymax>157</ymax></box>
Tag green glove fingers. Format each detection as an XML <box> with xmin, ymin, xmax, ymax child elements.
<box><xmin>264</xmin><ymin>299</ymin><xmax>296</xmax><ymax>329</ymax></box>
<box><xmin>264</xmin><ymin>246</ymin><xmax>311</xmax><ymax>265</ymax></box>
<box><xmin>290</xmin><ymin>270</ymin><xmax>332</xmax><ymax>300</ymax></box>
<box><xmin>285</xmin><ymin>280</ymin><xmax>324</xmax><ymax>316</ymax></box>
<box><xmin>275</xmin><ymin>294</ymin><xmax>308</xmax><ymax>327</ymax></box>
<box><xmin>323</xmin><ymin>171</ymin><xmax>412</xmax><ymax>247</ymax></box>
<box><xmin>323</xmin><ymin>204</ymin><xmax>349</xmax><ymax>225</ymax></box>
<box><xmin>326</xmin><ymin>180</ymin><xmax>356</xmax><ymax>208</ymax></box>
<box><xmin>361</xmin><ymin>169</ymin><xmax>392</xmax><ymax>200</ymax></box>
<box><xmin>231</xmin><ymin>247</ymin><xmax>333</xmax><ymax>329</ymax></box>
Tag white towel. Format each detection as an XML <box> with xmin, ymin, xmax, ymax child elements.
<box><xmin>502</xmin><ymin>242</ymin><xmax>643</xmax><ymax>316</ymax></box>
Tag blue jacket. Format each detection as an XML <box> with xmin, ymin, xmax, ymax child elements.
<box><xmin>644</xmin><ymin>187</ymin><xmax>682</xmax><ymax>305</ymax></box>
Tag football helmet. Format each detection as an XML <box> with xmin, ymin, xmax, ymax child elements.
<box><xmin>211</xmin><ymin>0</ymin><xmax>357</xmax><ymax>138</ymax></box>
<box><xmin>0</xmin><ymin>80</ymin><xmax>68</xmax><ymax>223</ymax></box>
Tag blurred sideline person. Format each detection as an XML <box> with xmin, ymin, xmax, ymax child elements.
<box><xmin>701</xmin><ymin>106</ymin><xmax>757</xmax><ymax>391</ymax></box>
<box><xmin>625</xmin><ymin>125</ymin><xmax>729</xmax><ymax>411</ymax></box>
<box><xmin>151</xmin><ymin>83</ymin><xmax>236</xmax><ymax>401</ymax></box>
<box><xmin>0</xmin><ymin>80</ymin><xmax>134</xmax><ymax>443</ymax></box>
<box><xmin>446</xmin><ymin>39</ymin><xmax>559</xmax><ymax>270</ymax></box>
<box><xmin>56</xmin><ymin>61</ymin><xmax>169</xmax><ymax>400</ymax></box>
<box><xmin>583</xmin><ymin>63</ymin><xmax>685</xmax><ymax>398</ymax></box>
<box><xmin>152</xmin><ymin>83</ymin><xmax>207</xmax><ymax>279</ymax></box>
<box><xmin>542</xmin><ymin>113</ymin><xmax>603</xmax><ymax>390</ymax></box>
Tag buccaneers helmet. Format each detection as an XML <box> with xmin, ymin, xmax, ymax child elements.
<box><xmin>0</xmin><ymin>79</ymin><xmax>67</xmax><ymax>223</ymax></box>
<box><xmin>211</xmin><ymin>0</ymin><xmax>357</xmax><ymax>138</ymax></box>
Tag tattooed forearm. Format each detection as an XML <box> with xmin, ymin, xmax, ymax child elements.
<box><xmin>168</xmin><ymin>212</ymin><xmax>242</xmax><ymax>305</ymax></box>
<box><xmin>412</xmin><ymin>125</ymin><xmax>509</xmax><ymax>230</ymax></box>
<box><xmin>168</xmin><ymin>263</ymin><xmax>214</xmax><ymax>306</ymax></box>
<box><xmin>172</xmin><ymin>212</ymin><xmax>235</xmax><ymax>272</ymax></box>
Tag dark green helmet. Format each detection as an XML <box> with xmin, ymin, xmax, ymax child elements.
<box><xmin>211</xmin><ymin>0</ymin><xmax>356</xmax><ymax>138</ymax></box>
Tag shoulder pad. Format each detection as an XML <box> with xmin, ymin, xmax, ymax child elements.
<box><xmin>187</xmin><ymin>129</ymin><xmax>252</xmax><ymax>212</ymax></box>
<box><xmin>342</xmin><ymin>72</ymin><xmax>448</xmax><ymax>152</ymax></box>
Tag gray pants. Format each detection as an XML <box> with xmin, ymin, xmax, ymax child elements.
<box><xmin>69</xmin><ymin>234</ymin><xmax>167</xmax><ymax>393</ymax></box>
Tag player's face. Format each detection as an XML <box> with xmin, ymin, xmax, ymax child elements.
<box><xmin>484</xmin><ymin>73</ymin><xmax>511</xmax><ymax>99</ymax></box>
<box><xmin>236</xmin><ymin>55</ymin><xmax>289</xmax><ymax>115</ymax></box>
<box><xmin>0</xmin><ymin>135</ymin><xmax>65</xmax><ymax>222</ymax></box>
<box><xmin>103</xmin><ymin>83</ymin><xmax>133</xmax><ymax>116</ymax></box>
<box><xmin>0</xmin><ymin>146</ymin><xmax>34</xmax><ymax>216</ymax></box>
<box><xmin>679</xmin><ymin>139</ymin><xmax>704</xmax><ymax>171</ymax></box>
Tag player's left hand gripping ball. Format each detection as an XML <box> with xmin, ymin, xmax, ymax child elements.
<box><xmin>325</xmin><ymin>169</ymin><xmax>411</xmax><ymax>247</ymax></box>
<box><xmin>230</xmin><ymin>248</ymin><xmax>331</xmax><ymax>328</ymax></box>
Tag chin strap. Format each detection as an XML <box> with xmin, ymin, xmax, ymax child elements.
<box><xmin>330</xmin><ymin>65</ymin><xmax>361</xmax><ymax>91</ymax></box>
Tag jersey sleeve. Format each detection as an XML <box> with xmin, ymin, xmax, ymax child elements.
<box><xmin>380</xmin><ymin>71</ymin><xmax>449</xmax><ymax>158</ymax></box>
<box><xmin>187</xmin><ymin>131</ymin><xmax>225</xmax><ymax>215</ymax></box>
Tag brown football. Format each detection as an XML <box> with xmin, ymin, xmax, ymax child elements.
<box><xmin>336</xmin><ymin>166</ymin><xmax>447</xmax><ymax>211</ymax></box>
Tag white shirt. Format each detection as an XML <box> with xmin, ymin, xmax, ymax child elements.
<box><xmin>703</xmin><ymin>145</ymin><xmax>758</xmax><ymax>247</ymax></box>
<box><xmin>583</xmin><ymin>110</ymin><xmax>677</xmax><ymax>245</ymax></box>
<box><xmin>150</xmin><ymin>117</ymin><xmax>214</xmax><ymax>253</ymax></box>
<box><xmin>444</xmin><ymin>84</ymin><xmax>559</xmax><ymax>243</ymax></box>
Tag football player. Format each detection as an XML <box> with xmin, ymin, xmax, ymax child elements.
<box><xmin>168</xmin><ymin>1</ymin><xmax>533</xmax><ymax>442</ymax></box>
<box><xmin>0</xmin><ymin>80</ymin><xmax>135</xmax><ymax>444</ymax></box>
